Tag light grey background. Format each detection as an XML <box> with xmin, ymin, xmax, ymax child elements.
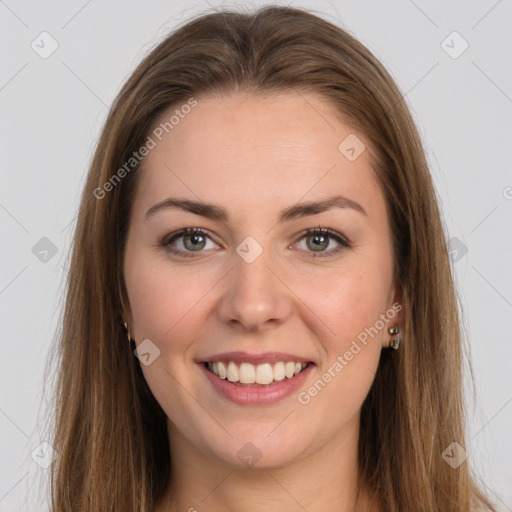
<box><xmin>1</xmin><ymin>0</ymin><xmax>511</xmax><ymax>510</ymax></box>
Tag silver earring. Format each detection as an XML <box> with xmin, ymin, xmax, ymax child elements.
<box><xmin>388</xmin><ymin>324</ymin><xmax>401</xmax><ymax>350</ymax></box>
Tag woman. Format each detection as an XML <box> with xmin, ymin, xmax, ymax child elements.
<box><xmin>46</xmin><ymin>5</ymin><xmax>496</xmax><ymax>511</ymax></box>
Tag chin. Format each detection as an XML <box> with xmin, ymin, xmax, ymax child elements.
<box><xmin>202</xmin><ymin>426</ymin><xmax>311</xmax><ymax>470</ymax></box>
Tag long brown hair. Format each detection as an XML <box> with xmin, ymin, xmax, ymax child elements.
<box><xmin>43</xmin><ymin>5</ymin><xmax>496</xmax><ymax>511</ymax></box>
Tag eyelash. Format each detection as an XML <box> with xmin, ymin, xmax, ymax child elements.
<box><xmin>160</xmin><ymin>227</ymin><xmax>351</xmax><ymax>259</ymax></box>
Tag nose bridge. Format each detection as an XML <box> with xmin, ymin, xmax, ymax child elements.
<box><xmin>216</xmin><ymin>241</ymin><xmax>292</xmax><ymax>330</ymax></box>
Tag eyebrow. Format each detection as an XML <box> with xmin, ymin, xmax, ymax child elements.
<box><xmin>145</xmin><ymin>195</ymin><xmax>367</xmax><ymax>223</ymax></box>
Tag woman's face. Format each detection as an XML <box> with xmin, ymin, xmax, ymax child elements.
<box><xmin>123</xmin><ymin>90</ymin><xmax>402</xmax><ymax>469</ymax></box>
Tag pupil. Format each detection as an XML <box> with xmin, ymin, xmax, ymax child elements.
<box><xmin>309</xmin><ymin>234</ymin><xmax>328</xmax><ymax>251</ymax></box>
<box><xmin>185</xmin><ymin>234</ymin><xmax>205</xmax><ymax>251</ymax></box>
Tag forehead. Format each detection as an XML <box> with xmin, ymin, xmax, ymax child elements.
<box><xmin>134</xmin><ymin>90</ymin><xmax>385</xmax><ymax>221</ymax></box>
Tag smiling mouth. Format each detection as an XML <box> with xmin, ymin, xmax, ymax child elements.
<box><xmin>203</xmin><ymin>360</ymin><xmax>313</xmax><ymax>386</ymax></box>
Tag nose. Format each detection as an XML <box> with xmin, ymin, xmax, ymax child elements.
<box><xmin>216</xmin><ymin>248</ymin><xmax>293</xmax><ymax>332</ymax></box>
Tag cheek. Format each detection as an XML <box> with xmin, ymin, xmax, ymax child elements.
<box><xmin>125</xmin><ymin>255</ymin><xmax>220</xmax><ymax>344</ymax></box>
<box><xmin>124</xmin><ymin>257</ymin><xmax>218</xmax><ymax>412</ymax></box>
<box><xmin>295</xmin><ymin>271</ymin><xmax>387</xmax><ymax>415</ymax></box>
<box><xmin>294</xmin><ymin>264</ymin><xmax>391</xmax><ymax>349</ymax></box>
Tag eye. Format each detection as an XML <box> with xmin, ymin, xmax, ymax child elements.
<box><xmin>161</xmin><ymin>226</ymin><xmax>350</xmax><ymax>258</ymax></box>
<box><xmin>162</xmin><ymin>228</ymin><xmax>219</xmax><ymax>257</ymax></box>
<box><xmin>294</xmin><ymin>227</ymin><xmax>351</xmax><ymax>257</ymax></box>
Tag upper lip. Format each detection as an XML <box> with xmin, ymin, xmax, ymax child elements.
<box><xmin>196</xmin><ymin>351</ymin><xmax>314</xmax><ymax>365</ymax></box>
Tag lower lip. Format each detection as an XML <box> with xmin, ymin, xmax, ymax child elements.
<box><xmin>199</xmin><ymin>363</ymin><xmax>315</xmax><ymax>405</ymax></box>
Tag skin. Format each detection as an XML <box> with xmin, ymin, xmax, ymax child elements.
<box><xmin>123</xmin><ymin>90</ymin><xmax>403</xmax><ymax>512</ymax></box>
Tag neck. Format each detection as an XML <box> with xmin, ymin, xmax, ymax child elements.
<box><xmin>155</xmin><ymin>419</ymin><xmax>380</xmax><ymax>512</ymax></box>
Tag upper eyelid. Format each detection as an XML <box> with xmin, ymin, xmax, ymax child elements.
<box><xmin>165</xmin><ymin>228</ymin><xmax>218</xmax><ymax>243</ymax></box>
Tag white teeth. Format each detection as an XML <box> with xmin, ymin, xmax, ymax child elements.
<box><xmin>273</xmin><ymin>362</ymin><xmax>285</xmax><ymax>381</ymax></box>
<box><xmin>227</xmin><ymin>361</ymin><xmax>239</xmax><ymax>382</ymax></box>
<box><xmin>256</xmin><ymin>363</ymin><xmax>274</xmax><ymax>385</ymax></box>
<box><xmin>239</xmin><ymin>362</ymin><xmax>256</xmax><ymax>384</ymax></box>
<box><xmin>284</xmin><ymin>361</ymin><xmax>295</xmax><ymax>378</ymax></box>
<box><xmin>218</xmin><ymin>361</ymin><xmax>227</xmax><ymax>379</ymax></box>
<box><xmin>207</xmin><ymin>360</ymin><xmax>309</xmax><ymax>384</ymax></box>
